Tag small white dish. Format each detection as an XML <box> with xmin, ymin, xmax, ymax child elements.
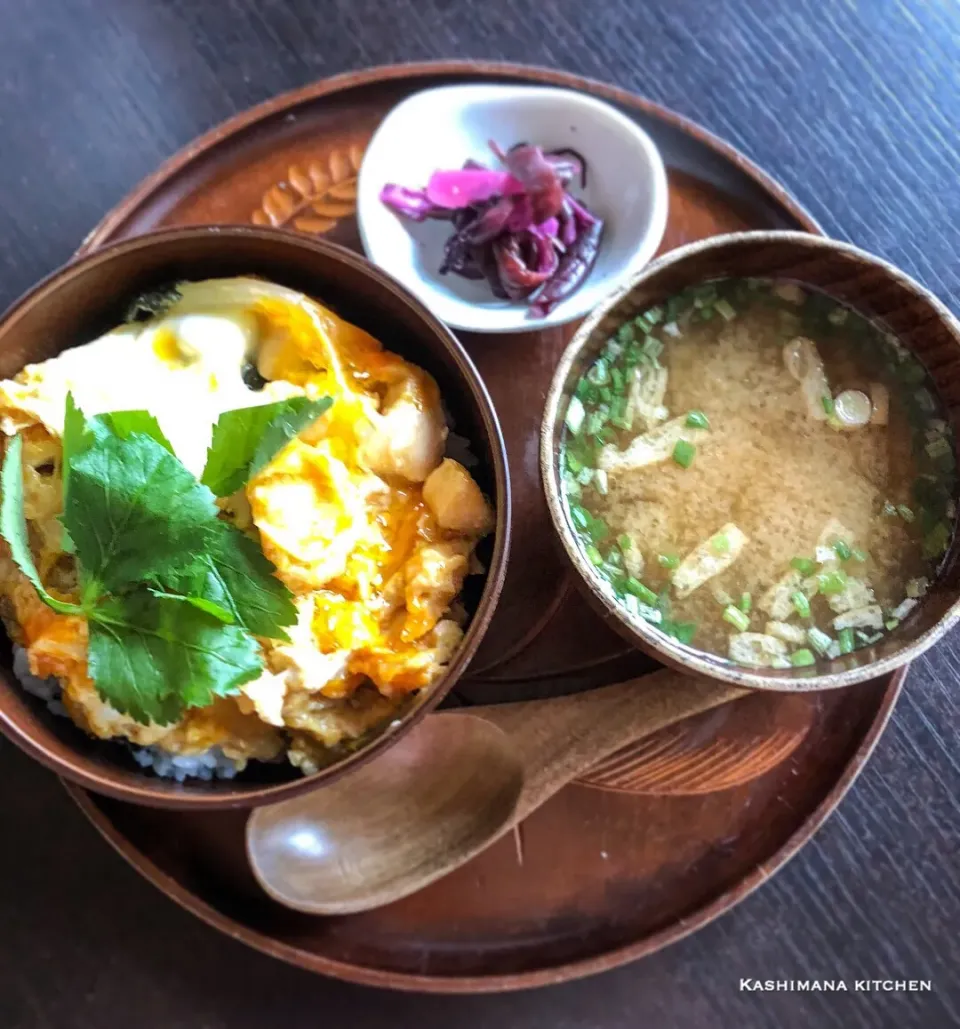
<box><xmin>357</xmin><ymin>84</ymin><xmax>669</xmax><ymax>334</ymax></box>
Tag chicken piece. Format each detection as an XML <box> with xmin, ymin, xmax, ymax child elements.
<box><xmin>402</xmin><ymin>539</ymin><xmax>471</xmax><ymax>641</ymax></box>
<box><xmin>729</xmin><ymin>632</ymin><xmax>789</xmax><ymax>668</ymax></box>
<box><xmin>422</xmin><ymin>458</ymin><xmax>494</xmax><ymax>536</ymax></box>
<box><xmin>599</xmin><ymin>416</ymin><xmax>708</xmax><ymax>474</ymax></box>
<box><xmin>672</xmin><ymin>524</ymin><xmax>749</xmax><ymax>598</ymax></box>
<box><xmin>361</xmin><ymin>366</ymin><xmax>447</xmax><ymax>481</ymax></box>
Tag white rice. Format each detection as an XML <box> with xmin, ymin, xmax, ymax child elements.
<box><xmin>12</xmin><ymin>644</ymin><xmax>240</xmax><ymax>781</ymax></box>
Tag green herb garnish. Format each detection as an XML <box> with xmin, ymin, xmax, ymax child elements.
<box><xmin>790</xmin><ymin>591</ymin><xmax>811</xmax><ymax>618</ymax></box>
<box><xmin>0</xmin><ymin>395</ymin><xmax>306</xmax><ymax>726</ymax></box>
<box><xmin>624</xmin><ymin>577</ymin><xmax>658</xmax><ymax>606</ymax></box>
<box><xmin>685</xmin><ymin>410</ymin><xmax>709</xmax><ymax>430</ymax></box>
<box><xmin>833</xmin><ymin>539</ymin><xmax>852</xmax><ymax>561</ymax></box>
<box><xmin>658</xmin><ymin>553</ymin><xmax>680</xmax><ymax>570</ymax></box>
<box><xmin>201</xmin><ymin>396</ymin><xmax>332</xmax><ymax>497</ymax></box>
<box><xmin>672</xmin><ymin>440</ymin><xmax>696</xmax><ymax>469</ymax></box>
<box><xmin>837</xmin><ymin>627</ymin><xmax>855</xmax><ymax>655</ymax></box>
<box><xmin>791</xmin><ymin>648</ymin><xmax>816</xmax><ymax>667</ymax></box>
<box><xmin>722</xmin><ymin>605</ymin><xmax>750</xmax><ymax>632</ymax></box>
<box><xmin>817</xmin><ymin>569</ymin><xmax>848</xmax><ymax>595</ymax></box>
<box><xmin>790</xmin><ymin>556</ymin><xmax>816</xmax><ymax>575</ymax></box>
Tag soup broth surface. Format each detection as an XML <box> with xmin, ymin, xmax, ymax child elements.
<box><xmin>561</xmin><ymin>278</ymin><xmax>956</xmax><ymax>669</ymax></box>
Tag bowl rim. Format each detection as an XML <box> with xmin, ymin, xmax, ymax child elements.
<box><xmin>356</xmin><ymin>81</ymin><xmax>669</xmax><ymax>334</ymax></box>
<box><xmin>541</xmin><ymin>228</ymin><xmax>960</xmax><ymax>692</ymax></box>
<box><xmin>0</xmin><ymin>223</ymin><xmax>512</xmax><ymax>809</ymax></box>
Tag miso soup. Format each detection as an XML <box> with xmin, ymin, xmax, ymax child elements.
<box><xmin>561</xmin><ymin>278</ymin><xmax>956</xmax><ymax>669</ymax></box>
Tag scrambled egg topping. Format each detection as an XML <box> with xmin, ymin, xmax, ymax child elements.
<box><xmin>0</xmin><ymin>279</ymin><xmax>494</xmax><ymax>773</ymax></box>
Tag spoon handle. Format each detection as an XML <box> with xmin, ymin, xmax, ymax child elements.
<box><xmin>469</xmin><ymin>669</ymin><xmax>746</xmax><ymax>821</ymax></box>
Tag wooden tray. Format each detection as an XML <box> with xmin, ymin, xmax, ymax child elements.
<box><xmin>69</xmin><ymin>60</ymin><xmax>902</xmax><ymax>993</ymax></box>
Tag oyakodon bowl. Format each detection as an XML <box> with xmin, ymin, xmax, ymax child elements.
<box><xmin>541</xmin><ymin>230</ymin><xmax>960</xmax><ymax>692</ymax></box>
<box><xmin>0</xmin><ymin>226</ymin><xmax>510</xmax><ymax>809</ymax></box>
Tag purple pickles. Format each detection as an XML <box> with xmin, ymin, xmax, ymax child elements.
<box><xmin>425</xmin><ymin>168</ymin><xmax>522</xmax><ymax>208</ymax></box>
<box><xmin>380</xmin><ymin>140</ymin><xmax>602</xmax><ymax>316</ymax></box>
<box><xmin>529</xmin><ymin>218</ymin><xmax>604</xmax><ymax>318</ymax></box>
<box><xmin>379</xmin><ymin>184</ymin><xmax>446</xmax><ymax>222</ymax></box>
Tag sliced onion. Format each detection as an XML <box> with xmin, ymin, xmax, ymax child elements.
<box><xmin>833</xmin><ymin>389</ymin><xmax>872</xmax><ymax>429</ymax></box>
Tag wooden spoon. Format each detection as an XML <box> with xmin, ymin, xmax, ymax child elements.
<box><xmin>246</xmin><ymin>669</ymin><xmax>746</xmax><ymax>915</ymax></box>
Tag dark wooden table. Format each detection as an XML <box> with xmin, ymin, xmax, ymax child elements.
<box><xmin>1</xmin><ymin>1</ymin><xmax>958</xmax><ymax>1026</ymax></box>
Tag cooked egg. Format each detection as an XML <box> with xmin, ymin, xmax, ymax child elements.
<box><xmin>0</xmin><ymin>277</ymin><xmax>494</xmax><ymax>768</ymax></box>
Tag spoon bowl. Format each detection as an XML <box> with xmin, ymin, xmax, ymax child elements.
<box><xmin>248</xmin><ymin>714</ymin><xmax>523</xmax><ymax>915</ymax></box>
<box><xmin>247</xmin><ymin>670</ymin><xmax>745</xmax><ymax>914</ymax></box>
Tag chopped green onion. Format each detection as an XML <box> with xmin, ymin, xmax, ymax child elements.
<box><xmin>897</xmin><ymin>504</ymin><xmax>915</xmax><ymax>522</ymax></box>
<box><xmin>642</xmin><ymin>337</ymin><xmax>664</xmax><ymax>361</ymax></box>
<box><xmin>850</xmin><ymin>547</ymin><xmax>868</xmax><ymax>563</ymax></box>
<box><xmin>882</xmin><ymin>500</ymin><xmax>898</xmax><ymax>517</ymax></box>
<box><xmin>658</xmin><ymin>553</ymin><xmax>680</xmax><ymax>570</ymax></box>
<box><xmin>685</xmin><ymin>410</ymin><xmax>710</xmax><ymax>430</ymax></box>
<box><xmin>838</xmin><ymin>627</ymin><xmax>855</xmax><ymax>655</ymax></box>
<box><xmin>715</xmin><ymin>298</ymin><xmax>737</xmax><ymax>321</ymax></box>
<box><xmin>590</xmin><ymin>517</ymin><xmax>610</xmax><ymax>542</ymax></box>
<box><xmin>791</xmin><ymin>591</ymin><xmax>811</xmax><ymax>618</ymax></box>
<box><xmin>693</xmin><ymin>284</ymin><xmax>718</xmax><ymax>308</ymax></box>
<box><xmin>576</xmin><ymin>466</ymin><xmax>594</xmax><ymax>486</ymax></box>
<box><xmin>594</xmin><ymin>468</ymin><xmax>609</xmax><ymax>495</ymax></box>
<box><xmin>833</xmin><ymin>539</ymin><xmax>852</xmax><ymax>561</ymax></box>
<box><xmin>738</xmin><ymin>592</ymin><xmax>752</xmax><ymax>613</ymax></box>
<box><xmin>711</xmin><ymin>532</ymin><xmax>731</xmax><ymax>554</ymax></box>
<box><xmin>584</xmin><ymin>544</ymin><xmax>603</xmax><ymax>566</ymax></box>
<box><xmin>885</xmin><ymin>618</ymin><xmax>900</xmax><ymax>631</ymax></box>
<box><xmin>587</xmin><ymin>359</ymin><xmax>609</xmax><ymax>386</ymax></box>
<box><xmin>565</xmin><ymin>396</ymin><xmax>585</xmax><ymax>435</ymax></box>
<box><xmin>563</xmin><ymin>476</ymin><xmax>581</xmax><ymax>500</ymax></box>
<box><xmin>617</xmin><ymin>324</ymin><xmax>635</xmax><ymax>345</ymax></box>
<box><xmin>633</xmin><ymin>313</ymin><xmax>651</xmax><ymax>333</ymax></box>
<box><xmin>618</xmin><ymin>534</ymin><xmax>632</xmax><ymax>552</ymax></box>
<box><xmin>644</xmin><ymin>305</ymin><xmax>664</xmax><ymax>326</ymax></box>
<box><xmin>570</xmin><ymin>505</ymin><xmax>590</xmax><ymax>531</ymax></box>
<box><xmin>817</xmin><ymin>569</ymin><xmax>848</xmax><ymax>595</ymax></box>
<box><xmin>672</xmin><ymin>440</ymin><xmax>696</xmax><ymax>468</ymax></box>
<box><xmin>610</xmin><ymin>367</ymin><xmax>624</xmax><ymax>393</ymax></box>
<box><xmin>696</xmin><ymin>306</ymin><xmax>715</xmax><ymax>321</ymax></box>
<box><xmin>821</xmin><ymin>395</ymin><xmax>835</xmax><ymax>417</ymax></box>
<box><xmin>807</xmin><ymin>627</ymin><xmax>833</xmax><ymax>656</ymax></box>
<box><xmin>791</xmin><ymin>648</ymin><xmax>816</xmax><ymax>667</ymax></box>
<box><xmin>723</xmin><ymin>605</ymin><xmax>750</xmax><ymax>632</ymax></box>
<box><xmin>624</xmin><ymin>577</ymin><xmax>658</xmax><ymax>606</ymax></box>
<box><xmin>791</xmin><ymin>556</ymin><xmax>816</xmax><ymax>575</ymax></box>
<box><xmin>670</xmin><ymin>621</ymin><xmax>697</xmax><ymax>645</ymax></box>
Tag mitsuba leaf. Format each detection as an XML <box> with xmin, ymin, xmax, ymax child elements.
<box><xmin>163</xmin><ymin>522</ymin><xmax>296</xmax><ymax>641</ymax></box>
<box><xmin>90</xmin><ymin>410</ymin><xmax>174</xmax><ymax>454</ymax></box>
<box><xmin>0</xmin><ymin>435</ymin><xmax>81</xmax><ymax>615</ymax></box>
<box><xmin>201</xmin><ymin>396</ymin><xmax>332</xmax><ymax>496</ymax></box>
<box><xmin>250</xmin><ymin>396</ymin><xmax>333</xmax><ymax>477</ymax></box>
<box><xmin>63</xmin><ymin>431</ymin><xmax>219</xmax><ymax>594</ymax></box>
<box><xmin>87</xmin><ymin>590</ymin><xmax>263</xmax><ymax>725</ymax></box>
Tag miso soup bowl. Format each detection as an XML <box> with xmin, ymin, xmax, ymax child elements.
<box><xmin>0</xmin><ymin>226</ymin><xmax>510</xmax><ymax>808</ymax></box>
<box><xmin>541</xmin><ymin>230</ymin><xmax>960</xmax><ymax>692</ymax></box>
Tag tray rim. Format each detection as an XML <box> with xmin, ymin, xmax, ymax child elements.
<box><xmin>65</xmin><ymin>58</ymin><xmax>902</xmax><ymax>993</ymax></box>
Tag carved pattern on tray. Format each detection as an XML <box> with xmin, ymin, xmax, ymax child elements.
<box><xmin>251</xmin><ymin>141</ymin><xmax>367</xmax><ymax>234</ymax></box>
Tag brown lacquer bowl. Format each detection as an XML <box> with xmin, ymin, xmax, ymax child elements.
<box><xmin>542</xmin><ymin>230</ymin><xmax>960</xmax><ymax>692</ymax></box>
<box><xmin>0</xmin><ymin>226</ymin><xmax>510</xmax><ymax>808</ymax></box>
